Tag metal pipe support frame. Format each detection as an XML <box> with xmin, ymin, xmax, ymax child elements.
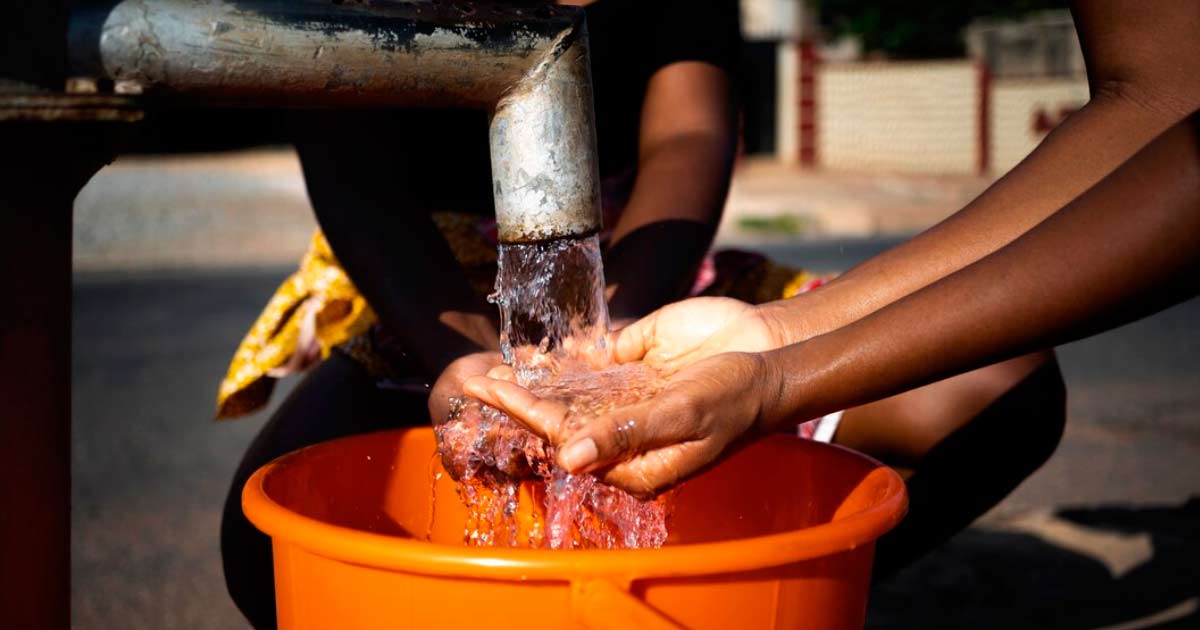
<box><xmin>69</xmin><ymin>0</ymin><xmax>603</xmax><ymax>242</ymax></box>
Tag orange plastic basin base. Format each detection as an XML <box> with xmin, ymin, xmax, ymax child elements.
<box><xmin>243</xmin><ymin>428</ymin><xmax>906</xmax><ymax>629</ymax></box>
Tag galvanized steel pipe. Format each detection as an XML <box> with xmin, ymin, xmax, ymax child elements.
<box><xmin>68</xmin><ymin>0</ymin><xmax>602</xmax><ymax>242</ymax></box>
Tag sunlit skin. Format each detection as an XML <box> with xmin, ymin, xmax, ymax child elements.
<box><xmin>428</xmin><ymin>0</ymin><xmax>738</xmax><ymax>423</ymax></box>
<box><xmin>470</xmin><ymin>111</ymin><xmax>1200</xmax><ymax>497</ymax></box>
<box><xmin>464</xmin><ymin>1</ymin><xmax>1200</xmax><ymax>497</ymax></box>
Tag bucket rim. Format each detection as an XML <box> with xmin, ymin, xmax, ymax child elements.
<box><xmin>243</xmin><ymin>429</ymin><xmax>907</xmax><ymax>582</ymax></box>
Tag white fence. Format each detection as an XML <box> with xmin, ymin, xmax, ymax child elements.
<box><xmin>799</xmin><ymin>59</ymin><xmax>1090</xmax><ymax>175</ymax></box>
<box><xmin>816</xmin><ymin>61</ymin><xmax>984</xmax><ymax>175</ymax></box>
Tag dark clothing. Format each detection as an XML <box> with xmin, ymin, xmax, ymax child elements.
<box><xmin>222</xmin><ymin>353</ymin><xmax>426</xmax><ymax>630</ymax></box>
<box><xmin>224</xmin><ymin>3</ymin><xmax>742</xmax><ymax>628</ymax></box>
<box><xmin>585</xmin><ymin>0</ymin><xmax>741</xmax><ymax>176</ymax></box>
<box><xmin>873</xmin><ymin>358</ymin><xmax>1067</xmax><ymax>580</ymax></box>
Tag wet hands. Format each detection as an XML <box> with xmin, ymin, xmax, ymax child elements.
<box><xmin>611</xmin><ymin>297</ymin><xmax>786</xmax><ymax>372</ymax></box>
<box><xmin>466</xmin><ymin>352</ymin><xmax>774</xmax><ymax>497</ymax></box>
<box><xmin>428</xmin><ymin>351</ymin><xmax>505</xmax><ymax>424</ymax></box>
<box><xmin>450</xmin><ymin>298</ymin><xmax>789</xmax><ymax>495</ymax></box>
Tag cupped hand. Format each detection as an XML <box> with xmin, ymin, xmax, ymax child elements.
<box><xmin>464</xmin><ymin>351</ymin><xmax>777</xmax><ymax>497</ymax></box>
<box><xmin>428</xmin><ymin>351</ymin><xmax>505</xmax><ymax>424</ymax></box>
<box><xmin>611</xmin><ymin>297</ymin><xmax>786</xmax><ymax>373</ymax></box>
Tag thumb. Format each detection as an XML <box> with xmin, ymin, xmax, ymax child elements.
<box><xmin>611</xmin><ymin>309</ymin><xmax>661</xmax><ymax>364</ymax></box>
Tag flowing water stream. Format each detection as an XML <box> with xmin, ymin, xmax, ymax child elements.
<box><xmin>434</xmin><ymin>235</ymin><xmax>670</xmax><ymax>549</ymax></box>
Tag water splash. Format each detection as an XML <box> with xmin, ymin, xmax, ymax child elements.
<box><xmin>434</xmin><ymin>235</ymin><xmax>670</xmax><ymax>549</ymax></box>
<box><xmin>491</xmin><ymin>235</ymin><xmax>611</xmax><ymax>384</ymax></box>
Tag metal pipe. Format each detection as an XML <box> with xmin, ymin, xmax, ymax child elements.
<box><xmin>489</xmin><ymin>27</ymin><xmax>600</xmax><ymax>243</ymax></box>
<box><xmin>68</xmin><ymin>0</ymin><xmax>602</xmax><ymax>242</ymax></box>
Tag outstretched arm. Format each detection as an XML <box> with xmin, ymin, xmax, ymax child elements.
<box><xmin>765</xmin><ymin>0</ymin><xmax>1200</xmax><ymax>343</ymax></box>
<box><xmin>763</xmin><ymin>113</ymin><xmax>1200</xmax><ymax>424</ymax></box>
<box><xmin>468</xmin><ymin>112</ymin><xmax>1200</xmax><ymax>496</ymax></box>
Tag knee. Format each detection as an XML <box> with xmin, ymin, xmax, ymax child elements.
<box><xmin>220</xmin><ymin>424</ymin><xmax>287</xmax><ymax>629</ymax></box>
<box><xmin>960</xmin><ymin>353</ymin><xmax>1066</xmax><ymax>483</ymax></box>
<box><xmin>1010</xmin><ymin>355</ymin><xmax>1068</xmax><ymax>473</ymax></box>
<box><xmin>917</xmin><ymin>353</ymin><xmax>1067</xmax><ymax>477</ymax></box>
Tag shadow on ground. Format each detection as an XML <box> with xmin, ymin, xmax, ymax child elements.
<box><xmin>869</xmin><ymin>498</ymin><xmax>1200</xmax><ymax>629</ymax></box>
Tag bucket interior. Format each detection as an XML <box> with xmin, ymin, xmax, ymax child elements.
<box><xmin>260</xmin><ymin>428</ymin><xmax>895</xmax><ymax>547</ymax></box>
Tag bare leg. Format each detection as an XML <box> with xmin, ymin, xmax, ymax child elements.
<box><xmin>835</xmin><ymin>351</ymin><xmax>1067</xmax><ymax>579</ymax></box>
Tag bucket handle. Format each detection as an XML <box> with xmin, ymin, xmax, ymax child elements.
<box><xmin>570</xmin><ymin>578</ymin><xmax>682</xmax><ymax>630</ymax></box>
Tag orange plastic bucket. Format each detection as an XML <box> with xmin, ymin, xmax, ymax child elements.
<box><xmin>243</xmin><ymin>428</ymin><xmax>906</xmax><ymax>629</ymax></box>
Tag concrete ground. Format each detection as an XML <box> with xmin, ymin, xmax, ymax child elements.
<box><xmin>71</xmin><ymin>152</ymin><xmax>1199</xmax><ymax>629</ymax></box>
<box><xmin>72</xmin><ymin>151</ymin><xmax>989</xmax><ymax>272</ymax></box>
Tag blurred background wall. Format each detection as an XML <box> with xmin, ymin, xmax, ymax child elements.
<box><xmin>740</xmin><ymin>0</ymin><xmax>1088</xmax><ymax>175</ymax></box>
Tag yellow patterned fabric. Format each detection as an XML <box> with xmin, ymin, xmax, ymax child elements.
<box><xmin>215</xmin><ymin>232</ymin><xmax>375</xmax><ymax>419</ymax></box>
<box><xmin>216</xmin><ymin>222</ymin><xmax>830</xmax><ymax>420</ymax></box>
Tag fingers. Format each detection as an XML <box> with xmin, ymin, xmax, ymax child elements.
<box><xmin>462</xmin><ymin>364</ymin><xmax>747</xmax><ymax>498</ymax></box>
<box><xmin>485</xmin><ymin>365</ymin><xmax>517</xmax><ymax>382</ymax></box>
<box><xmin>462</xmin><ymin>376</ymin><xmax>571</xmax><ymax>442</ymax></box>
<box><xmin>600</xmin><ymin>441</ymin><xmax>721</xmax><ymax>498</ymax></box>
<box><xmin>463</xmin><ymin>373</ymin><xmax>702</xmax><ymax>479</ymax></box>
<box><xmin>555</xmin><ymin>394</ymin><xmax>698</xmax><ymax>475</ymax></box>
<box><xmin>611</xmin><ymin>310</ymin><xmax>659</xmax><ymax>364</ymax></box>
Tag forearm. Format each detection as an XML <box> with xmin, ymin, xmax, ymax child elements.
<box><xmin>765</xmin><ymin>87</ymin><xmax>1197</xmax><ymax>344</ymax></box>
<box><xmin>605</xmin><ymin>59</ymin><xmax>736</xmax><ymax>320</ymax></box>
<box><xmin>605</xmin><ymin>133</ymin><xmax>732</xmax><ymax>319</ymax></box>
<box><xmin>759</xmin><ymin>114</ymin><xmax>1200</xmax><ymax>429</ymax></box>
<box><xmin>763</xmin><ymin>0</ymin><xmax>1200</xmax><ymax>344</ymax></box>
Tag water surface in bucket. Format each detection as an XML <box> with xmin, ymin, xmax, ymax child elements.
<box><xmin>435</xmin><ymin>235</ymin><xmax>670</xmax><ymax>549</ymax></box>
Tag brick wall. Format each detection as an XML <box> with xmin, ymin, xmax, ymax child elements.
<box><xmin>816</xmin><ymin>60</ymin><xmax>985</xmax><ymax>175</ymax></box>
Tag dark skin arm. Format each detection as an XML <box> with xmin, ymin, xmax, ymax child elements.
<box><xmin>761</xmin><ymin>0</ymin><xmax>1200</xmax><ymax>343</ymax></box>
<box><xmin>469</xmin><ymin>111</ymin><xmax>1200</xmax><ymax>496</ymax></box>
<box><xmin>464</xmin><ymin>0</ymin><xmax>1200</xmax><ymax>493</ymax></box>
<box><xmin>603</xmin><ymin>61</ymin><xmax>737</xmax><ymax>320</ymax></box>
<box><xmin>765</xmin><ymin>112</ymin><xmax>1200</xmax><ymax>426</ymax></box>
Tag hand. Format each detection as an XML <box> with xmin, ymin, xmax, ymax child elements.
<box><xmin>428</xmin><ymin>351</ymin><xmax>504</xmax><ymax>424</ymax></box>
<box><xmin>611</xmin><ymin>297</ymin><xmax>785</xmax><ymax>373</ymax></box>
<box><xmin>464</xmin><ymin>351</ymin><xmax>776</xmax><ymax>497</ymax></box>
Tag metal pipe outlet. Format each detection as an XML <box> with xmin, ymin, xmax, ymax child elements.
<box><xmin>68</xmin><ymin>0</ymin><xmax>602</xmax><ymax>242</ymax></box>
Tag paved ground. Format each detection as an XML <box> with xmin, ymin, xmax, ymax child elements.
<box><xmin>719</xmin><ymin>159</ymin><xmax>991</xmax><ymax>243</ymax></box>
<box><xmin>73</xmin><ymin>253</ymin><xmax>1199</xmax><ymax>630</ymax></box>
<box><xmin>74</xmin><ymin>151</ymin><xmax>316</xmax><ymax>271</ymax></box>
<box><xmin>73</xmin><ymin>151</ymin><xmax>989</xmax><ymax>272</ymax></box>
<box><xmin>71</xmin><ymin>153</ymin><xmax>1199</xmax><ymax>628</ymax></box>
